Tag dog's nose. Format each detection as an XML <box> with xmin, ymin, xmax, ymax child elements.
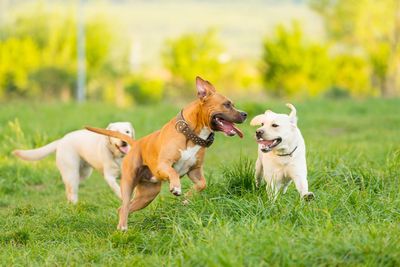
<box><xmin>240</xmin><ymin>112</ymin><xmax>247</xmax><ymax>119</ymax></box>
<box><xmin>256</xmin><ymin>130</ymin><xmax>264</xmax><ymax>139</ymax></box>
<box><xmin>121</xmin><ymin>141</ymin><xmax>128</xmax><ymax>147</ymax></box>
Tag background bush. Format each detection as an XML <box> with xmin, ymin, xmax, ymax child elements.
<box><xmin>0</xmin><ymin>9</ymin><xmax>127</xmax><ymax>101</ymax></box>
<box><xmin>162</xmin><ymin>29</ymin><xmax>225</xmax><ymax>95</ymax></box>
<box><xmin>262</xmin><ymin>22</ymin><xmax>332</xmax><ymax>97</ymax></box>
<box><xmin>0</xmin><ymin>1</ymin><xmax>399</xmax><ymax>103</ymax></box>
<box><xmin>125</xmin><ymin>77</ymin><xmax>165</xmax><ymax>104</ymax></box>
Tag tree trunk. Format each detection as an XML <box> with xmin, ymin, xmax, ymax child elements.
<box><xmin>383</xmin><ymin>0</ymin><xmax>400</xmax><ymax>97</ymax></box>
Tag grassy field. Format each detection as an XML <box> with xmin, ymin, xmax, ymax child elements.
<box><xmin>0</xmin><ymin>98</ymin><xmax>399</xmax><ymax>266</ymax></box>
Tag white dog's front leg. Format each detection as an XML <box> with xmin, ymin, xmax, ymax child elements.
<box><xmin>104</xmin><ymin>172</ymin><xmax>122</xmax><ymax>199</ymax></box>
<box><xmin>292</xmin><ymin>174</ymin><xmax>314</xmax><ymax>200</ymax></box>
<box><xmin>255</xmin><ymin>157</ymin><xmax>263</xmax><ymax>188</ymax></box>
<box><xmin>264</xmin><ymin>174</ymin><xmax>283</xmax><ymax>201</ymax></box>
<box><xmin>282</xmin><ymin>180</ymin><xmax>292</xmax><ymax>194</ymax></box>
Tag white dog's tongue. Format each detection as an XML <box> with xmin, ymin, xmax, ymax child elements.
<box><xmin>119</xmin><ymin>145</ymin><xmax>129</xmax><ymax>154</ymax></box>
<box><xmin>257</xmin><ymin>140</ymin><xmax>275</xmax><ymax>146</ymax></box>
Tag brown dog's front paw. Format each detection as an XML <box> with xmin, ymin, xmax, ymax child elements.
<box><xmin>170</xmin><ymin>187</ymin><xmax>182</xmax><ymax>196</ymax></box>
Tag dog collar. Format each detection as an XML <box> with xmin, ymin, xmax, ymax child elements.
<box><xmin>277</xmin><ymin>146</ymin><xmax>298</xmax><ymax>157</ymax></box>
<box><xmin>175</xmin><ymin>110</ymin><xmax>214</xmax><ymax>147</ymax></box>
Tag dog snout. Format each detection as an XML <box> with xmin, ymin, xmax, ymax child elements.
<box><xmin>240</xmin><ymin>111</ymin><xmax>247</xmax><ymax>120</ymax></box>
<box><xmin>256</xmin><ymin>129</ymin><xmax>264</xmax><ymax>139</ymax></box>
<box><xmin>121</xmin><ymin>141</ymin><xmax>128</xmax><ymax>147</ymax></box>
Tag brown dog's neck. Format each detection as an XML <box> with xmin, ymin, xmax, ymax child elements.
<box><xmin>181</xmin><ymin>100</ymin><xmax>211</xmax><ymax>134</ymax></box>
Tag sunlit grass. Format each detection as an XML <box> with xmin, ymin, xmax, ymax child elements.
<box><xmin>0</xmin><ymin>99</ymin><xmax>399</xmax><ymax>265</ymax></box>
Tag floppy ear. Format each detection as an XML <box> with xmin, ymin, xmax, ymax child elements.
<box><xmin>250</xmin><ymin>115</ymin><xmax>264</xmax><ymax>126</ymax></box>
<box><xmin>106</xmin><ymin>123</ymin><xmax>114</xmax><ymax>130</ymax></box>
<box><xmin>128</xmin><ymin>123</ymin><xmax>135</xmax><ymax>138</ymax></box>
<box><xmin>196</xmin><ymin>76</ymin><xmax>216</xmax><ymax>100</ymax></box>
<box><xmin>286</xmin><ymin>103</ymin><xmax>297</xmax><ymax>125</ymax></box>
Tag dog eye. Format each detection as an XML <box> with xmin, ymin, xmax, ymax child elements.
<box><xmin>272</xmin><ymin>124</ymin><xmax>279</xmax><ymax>128</ymax></box>
<box><xmin>126</xmin><ymin>131</ymin><xmax>130</xmax><ymax>134</ymax></box>
<box><xmin>261</xmin><ymin>123</ymin><xmax>264</xmax><ymax>126</ymax></box>
<box><xmin>223</xmin><ymin>102</ymin><xmax>232</xmax><ymax>109</ymax></box>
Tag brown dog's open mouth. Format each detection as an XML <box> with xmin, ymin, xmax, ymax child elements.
<box><xmin>257</xmin><ymin>137</ymin><xmax>282</xmax><ymax>152</ymax></box>
<box><xmin>212</xmin><ymin>114</ymin><xmax>244</xmax><ymax>138</ymax></box>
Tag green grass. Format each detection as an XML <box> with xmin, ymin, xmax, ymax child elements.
<box><xmin>0</xmin><ymin>98</ymin><xmax>399</xmax><ymax>266</ymax></box>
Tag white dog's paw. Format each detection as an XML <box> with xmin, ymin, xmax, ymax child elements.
<box><xmin>182</xmin><ymin>199</ymin><xmax>190</xmax><ymax>205</ymax></box>
<box><xmin>302</xmin><ymin>192</ymin><xmax>315</xmax><ymax>201</ymax></box>
<box><xmin>117</xmin><ymin>224</ymin><xmax>128</xmax><ymax>231</ymax></box>
<box><xmin>170</xmin><ymin>187</ymin><xmax>182</xmax><ymax>196</ymax></box>
<box><xmin>67</xmin><ymin>196</ymin><xmax>78</xmax><ymax>204</ymax></box>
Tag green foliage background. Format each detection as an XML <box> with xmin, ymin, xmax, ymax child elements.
<box><xmin>1</xmin><ymin>1</ymin><xmax>399</xmax><ymax>103</ymax></box>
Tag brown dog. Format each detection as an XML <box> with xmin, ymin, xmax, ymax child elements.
<box><xmin>86</xmin><ymin>77</ymin><xmax>247</xmax><ymax>230</ymax></box>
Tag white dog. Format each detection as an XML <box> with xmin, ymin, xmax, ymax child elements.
<box><xmin>250</xmin><ymin>104</ymin><xmax>314</xmax><ymax>200</ymax></box>
<box><xmin>13</xmin><ymin>122</ymin><xmax>134</xmax><ymax>203</ymax></box>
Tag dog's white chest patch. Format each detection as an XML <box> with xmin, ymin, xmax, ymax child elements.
<box><xmin>173</xmin><ymin>127</ymin><xmax>210</xmax><ymax>176</ymax></box>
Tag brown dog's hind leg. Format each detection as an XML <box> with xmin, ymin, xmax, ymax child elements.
<box><xmin>117</xmin><ymin>150</ymin><xmax>141</xmax><ymax>231</ymax></box>
<box><xmin>128</xmin><ymin>181</ymin><xmax>162</xmax><ymax>213</ymax></box>
<box><xmin>184</xmin><ymin>167</ymin><xmax>206</xmax><ymax>202</ymax></box>
<box><xmin>187</xmin><ymin>167</ymin><xmax>206</xmax><ymax>192</ymax></box>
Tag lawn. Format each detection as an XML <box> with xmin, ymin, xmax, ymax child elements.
<box><xmin>0</xmin><ymin>98</ymin><xmax>399</xmax><ymax>266</ymax></box>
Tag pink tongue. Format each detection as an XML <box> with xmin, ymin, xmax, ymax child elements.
<box><xmin>119</xmin><ymin>146</ymin><xmax>129</xmax><ymax>154</ymax></box>
<box><xmin>232</xmin><ymin>125</ymin><xmax>244</xmax><ymax>138</ymax></box>
<box><xmin>257</xmin><ymin>140</ymin><xmax>274</xmax><ymax>146</ymax></box>
<box><xmin>221</xmin><ymin>121</ymin><xmax>244</xmax><ymax>138</ymax></box>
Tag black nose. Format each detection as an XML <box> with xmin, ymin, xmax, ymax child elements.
<box><xmin>240</xmin><ymin>112</ymin><xmax>247</xmax><ymax>119</ymax></box>
<box><xmin>256</xmin><ymin>130</ymin><xmax>264</xmax><ymax>139</ymax></box>
<box><xmin>121</xmin><ymin>141</ymin><xmax>127</xmax><ymax>147</ymax></box>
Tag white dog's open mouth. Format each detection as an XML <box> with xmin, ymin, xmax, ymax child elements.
<box><xmin>257</xmin><ymin>137</ymin><xmax>282</xmax><ymax>153</ymax></box>
<box><xmin>116</xmin><ymin>142</ymin><xmax>129</xmax><ymax>154</ymax></box>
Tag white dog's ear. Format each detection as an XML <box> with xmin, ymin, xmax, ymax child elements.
<box><xmin>129</xmin><ymin>123</ymin><xmax>135</xmax><ymax>138</ymax></box>
<box><xmin>106</xmin><ymin>123</ymin><xmax>113</xmax><ymax>130</ymax></box>
<box><xmin>286</xmin><ymin>103</ymin><xmax>297</xmax><ymax>125</ymax></box>
<box><xmin>250</xmin><ymin>115</ymin><xmax>264</xmax><ymax>126</ymax></box>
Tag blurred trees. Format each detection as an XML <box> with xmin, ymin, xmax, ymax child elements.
<box><xmin>162</xmin><ymin>29</ymin><xmax>225</xmax><ymax>94</ymax></box>
<box><xmin>1</xmin><ymin>2</ymin><xmax>399</xmax><ymax>102</ymax></box>
<box><xmin>125</xmin><ymin>77</ymin><xmax>164</xmax><ymax>104</ymax></box>
<box><xmin>309</xmin><ymin>0</ymin><xmax>400</xmax><ymax>97</ymax></box>
<box><xmin>0</xmin><ymin>9</ymin><xmax>128</xmax><ymax>101</ymax></box>
<box><xmin>162</xmin><ymin>29</ymin><xmax>260</xmax><ymax>95</ymax></box>
<box><xmin>262</xmin><ymin>22</ymin><xmax>375</xmax><ymax>97</ymax></box>
<box><xmin>0</xmin><ymin>38</ymin><xmax>41</xmax><ymax>97</ymax></box>
<box><xmin>262</xmin><ymin>23</ymin><xmax>331</xmax><ymax>97</ymax></box>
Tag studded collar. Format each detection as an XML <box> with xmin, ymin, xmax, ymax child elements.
<box><xmin>175</xmin><ymin>110</ymin><xmax>214</xmax><ymax>147</ymax></box>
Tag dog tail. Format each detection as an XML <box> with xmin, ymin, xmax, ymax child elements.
<box><xmin>13</xmin><ymin>140</ymin><xmax>59</xmax><ymax>161</ymax></box>
<box><xmin>85</xmin><ymin>126</ymin><xmax>136</xmax><ymax>147</ymax></box>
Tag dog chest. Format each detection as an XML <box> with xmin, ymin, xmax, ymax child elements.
<box><xmin>173</xmin><ymin>145</ymin><xmax>202</xmax><ymax>176</ymax></box>
<box><xmin>173</xmin><ymin>127</ymin><xmax>210</xmax><ymax>176</ymax></box>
